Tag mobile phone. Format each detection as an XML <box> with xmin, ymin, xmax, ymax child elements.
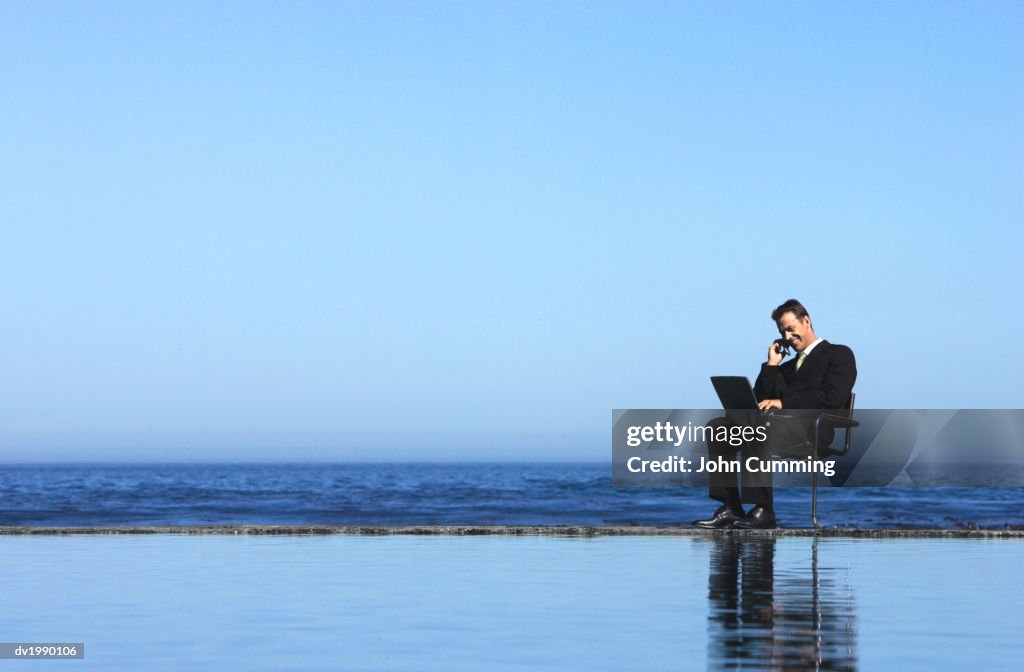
<box><xmin>773</xmin><ymin>338</ymin><xmax>791</xmax><ymax>357</ymax></box>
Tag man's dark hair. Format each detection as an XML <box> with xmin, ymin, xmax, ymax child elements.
<box><xmin>771</xmin><ymin>299</ymin><xmax>809</xmax><ymax>323</ymax></box>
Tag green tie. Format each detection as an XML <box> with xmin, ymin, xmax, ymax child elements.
<box><xmin>796</xmin><ymin>352</ymin><xmax>807</xmax><ymax>371</ymax></box>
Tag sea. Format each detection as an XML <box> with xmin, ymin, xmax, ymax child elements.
<box><xmin>1</xmin><ymin>462</ymin><xmax>1022</xmax><ymax>528</ymax></box>
<box><xmin>2</xmin><ymin>463</ymin><xmax>1023</xmax><ymax>671</ymax></box>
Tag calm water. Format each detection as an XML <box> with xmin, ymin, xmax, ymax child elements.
<box><xmin>0</xmin><ymin>535</ymin><xmax>1020</xmax><ymax>671</ymax></box>
<box><xmin>1</xmin><ymin>463</ymin><xmax>1022</xmax><ymax>528</ymax></box>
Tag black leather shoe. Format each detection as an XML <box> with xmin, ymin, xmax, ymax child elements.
<box><xmin>693</xmin><ymin>505</ymin><xmax>744</xmax><ymax>529</ymax></box>
<box><xmin>731</xmin><ymin>506</ymin><xmax>777</xmax><ymax>530</ymax></box>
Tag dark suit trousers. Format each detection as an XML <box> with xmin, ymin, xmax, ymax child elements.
<box><xmin>706</xmin><ymin>412</ymin><xmax>811</xmax><ymax>509</ymax></box>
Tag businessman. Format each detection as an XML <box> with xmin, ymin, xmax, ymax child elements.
<box><xmin>694</xmin><ymin>299</ymin><xmax>857</xmax><ymax>529</ymax></box>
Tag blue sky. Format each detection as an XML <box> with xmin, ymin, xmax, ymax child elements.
<box><xmin>1</xmin><ymin>2</ymin><xmax>1021</xmax><ymax>461</ymax></box>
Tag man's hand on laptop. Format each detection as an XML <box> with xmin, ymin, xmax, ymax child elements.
<box><xmin>758</xmin><ymin>399</ymin><xmax>782</xmax><ymax>411</ymax></box>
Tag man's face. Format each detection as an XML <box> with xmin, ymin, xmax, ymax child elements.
<box><xmin>776</xmin><ymin>311</ymin><xmax>814</xmax><ymax>352</ymax></box>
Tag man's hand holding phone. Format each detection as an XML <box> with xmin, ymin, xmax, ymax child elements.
<box><xmin>767</xmin><ymin>338</ymin><xmax>790</xmax><ymax>366</ymax></box>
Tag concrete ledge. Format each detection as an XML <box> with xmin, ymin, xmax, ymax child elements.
<box><xmin>0</xmin><ymin>525</ymin><xmax>1022</xmax><ymax>538</ymax></box>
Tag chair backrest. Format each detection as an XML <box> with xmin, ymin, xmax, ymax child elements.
<box><xmin>839</xmin><ymin>393</ymin><xmax>856</xmax><ymax>453</ymax></box>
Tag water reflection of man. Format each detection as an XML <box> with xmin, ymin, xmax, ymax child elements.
<box><xmin>694</xmin><ymin>299</ymin><xmax>857</xmax><ymax>529</ymax></box>
<box><xmin>705</xmin><ymin>536</ymin><xmax>857</xmax><ymax>671</ymax></box>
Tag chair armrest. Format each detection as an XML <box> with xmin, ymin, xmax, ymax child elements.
<box><xmin>814</xmin><ymin>411</ymin><xmax>859</xmax><ymax>458</ymax></box>
<box><xmin>815</xmin><ymin>412</ymin><xmax>859</xmax><ymax>430</ymax></box>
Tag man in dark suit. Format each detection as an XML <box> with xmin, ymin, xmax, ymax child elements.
<box><xmin>694</xmin><ymin>299</ymin><xmax>857</xmax><ymax>529</ymax></box>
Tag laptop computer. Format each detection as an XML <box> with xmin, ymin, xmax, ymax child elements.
<box><xmin>710</xmin><ymin>376</ymin><xmax>759</xmax><ymax>410</ymax></box>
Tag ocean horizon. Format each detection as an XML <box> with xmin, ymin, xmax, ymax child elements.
<box><xmin>2</xmin><ymin>462</ymin><xmax>1021</xmax><ymax>529</ymax></box>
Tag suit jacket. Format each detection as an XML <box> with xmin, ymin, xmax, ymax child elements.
<box><xmin>753</xmin><ymin>340</ymin><xmax>857</xmax><ymax>411</ymax></box>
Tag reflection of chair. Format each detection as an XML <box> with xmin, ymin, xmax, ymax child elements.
<box><xmin>809</xmin><ymin>394</ymin><xmax>858</xmax><ymax>528</ymax></box>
